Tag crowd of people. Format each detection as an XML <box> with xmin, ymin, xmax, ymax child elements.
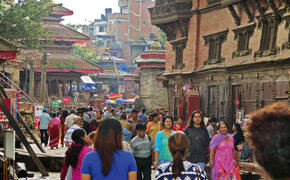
<box><xmin>36</xmin><ymin>103</ymin><xmax>290</xmax><ymax>180</ymax></box>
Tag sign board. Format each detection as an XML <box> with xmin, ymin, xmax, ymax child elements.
<box><xmin>4</xmin><ymin>130</ymin><xmax>15</xmax><ymax>160</ymax></box>
<box><xmin>52</xmin><ymin>101</ymin><xmax>59</xmax><ymax>107</ymax></box>
<box><xmin>34</xmin><ymin>105</ymin><xmax>43</xmax><ymax>128</ymax></box>
<box><xmin>0</xmin><ymin>99</ymin><xmax>11</xmax><ymax>128</ymax></box>
<box><xmin>63</xmin><ymin>98</ymin><xmax>70</xmax><ymax>103</ymax></box>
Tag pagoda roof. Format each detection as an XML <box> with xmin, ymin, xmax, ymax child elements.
<box><xmin>21</xmin><ymin>51</ymin><xmax>103</xmax><ymax>74</ymax></box>
<box><xmin>91</xmin><ymin>69</ymin><xmax>128</xmax><ymax>78</ymax></box>
<box><xmin>0</xmin><ymin>36</ymin><xmax>19</xmax><ymax>52</ymax></box>
<box><xmin>50</xmin><ymin>4</ymin><xmax>73</xmax><ymax>17</ymax></box>
<box><xmin>96</xmin><ymin>53</ymin><xmax>127</xmax><ymax>62</ymax></box>
<box><xmin>44</xmin><ymin>23</ymin><xmax>90</xmax><ymax>42</ymax></box>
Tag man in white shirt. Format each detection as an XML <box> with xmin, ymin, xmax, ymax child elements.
<box><xmin>64</xmin><ymin>116</ymin><xmax>83</xmax><ymax>147</ymax></box>
<box><xmin>64</xmin><ymin>109</ymin><xmax>77</xmax><ymax>131</ymax></box>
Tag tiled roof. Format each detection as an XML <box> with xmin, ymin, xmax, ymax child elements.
<box><xmin>96</xmin><ymin>54</ymin><xmax>127</xmax><ymax>62</ymax></box>
<box><xmin>21</xmin><ymin>51</ymin><xmax>103</xmax><ymax>74</ymax></box>
<box><xmin>0</xmin><ymin>36</ymin><xmax>19</xmax><ymax>52</ymax></box>
<box><xmin>44</xmin><ymin>23</ymin><xmax>90</xmax><ymax>41</ymax></box>
<box><xmin>92</xmin><ymin>69</ymin><xmax>128</xmax><ymax>78</ymax></box>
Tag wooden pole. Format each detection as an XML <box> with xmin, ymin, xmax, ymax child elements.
<box><xmin>0</xmin><ymin>86</ymin><xmax>48</xmax><ymax>176</ymax></box>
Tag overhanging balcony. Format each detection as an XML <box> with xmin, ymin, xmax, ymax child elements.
<box><xmin>149</xmin><ymin>0</ymin><xmax>193</xmax><ymax>25</ymax></box>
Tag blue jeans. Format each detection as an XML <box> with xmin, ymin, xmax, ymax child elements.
<box><xmin>158</xmin><ymin>160</ymin><xmax>171</xmax><ymax>166</ymax></box>
<box><xmin>196</xmin><ymin>162</ymin><xmax>206</xmax><ymax>170</ymax></box>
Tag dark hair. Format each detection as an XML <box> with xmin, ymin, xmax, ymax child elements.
<box><xmin>247</xmin><ymin>103</ymin><xmax>290</xmax><ymax>179</ymax></box>
<box><xmin>77</xmin><ymin>111</ymin><xmax>83</xmax><ymax>116</ymax></box>
<box><xmin>52</xmin><ymin>113</ymin><xmax>57</xmax><ymax>118</ymax></box>
<box><xmin>217</xmin><ymin>121</ymin><xmax>229</xmax><ymax>130</ymax></box>
<box><xmin>131</xmin><ymin>109</ymin><xmax>139</xmax><ymax>114</ymax></box>
<box><xmin>62</xmin><ymin>110</ymin><xmax>69</xmax><ymax>118</ymax></box>
<box><xmin>111</xmin><ymin>109</ymin><xmax>116</xmax><ymax>113</ymax></box>
<box><xmin>120</xmin><ymin>114</ymin><xmax>126</xmax><ymax>120</ymax></box>
<box><xmin>65</xmin><ymin>129</ymin><xmax>86</xmax><ymax>168</ymax></box>
<box><xmin>168</xmin><ymin>132</ymin><xmax>190</xmax><ymax>178</ymax></box>
<box><xmin>152</xmin><ymin>113</ymin><xmax>159</xmax><ymax>119</ymax></box>
<box><xmin>211</xmin><ymin>117</ymin><xmax>218</xmax><ymax>123</ymax></box>
<box><xmin>94</xmin><ymin>118</ymin><xmax>123</xmax><ymax>176</ymax></box>
<box><xmin>162</xmin><ymin>116</ymin><xmax>174</xmax><ymax>128</ymax></box>
<box><xmin>88</xmin><ymin>131</ymin><xmax>95</xmax><ymax>140</ymax></box>
<box><xmin>96</xmin><ymin>110</ymin><xmax>103</xmax><ymax>115</ymax></box>
<box><xmin>141</xmin><ymin>108</ymin><xmax>146</xmax><ymax>113</ymax></box>
<box><xmin>136</xmin><ymin>123</ymin><xmax>146</xmax><ymax>130</ymax></box>
<box><xmin>176</xmin><ymin>116</ymin><xmax>183</xmax><ymax>121</ymax></box>
<box><xmin>188</xmin><ymin>110</ymin><xmax>205</xmax><ymax>129</ymax></box>
<box><xmin>234</xmin><ymin>123</ymin><xmax>244</xmax><ymax>139</ymax></box>
<box><xmin>120</xmin><ymin>107</ymin><xmax>123</xmax><ymax>109</ymax></box>
<box><xmin>89</xmin><ymin>107</ymin><xmax>93</xmax><ymax>111</ymax></box>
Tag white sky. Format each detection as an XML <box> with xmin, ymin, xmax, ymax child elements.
<box><xmin>53</xmin><ymin>0</ymin><xmax>120</xmax><ymax>25</ymax></box>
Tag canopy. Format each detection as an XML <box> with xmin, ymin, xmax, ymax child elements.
<box><xmin>114</xmin><ymin>98</ymin><xmax>127</xmax><ymax>104</ymax></box>
<box><xmin>81</xmin><ymin>76</ymin><xmax>95</xmax><ymax>84</ymax></box>
<box><xmin>105</xmin><ymin>100</ymin><xmax>116</xmax><ymax>104</ymax></box>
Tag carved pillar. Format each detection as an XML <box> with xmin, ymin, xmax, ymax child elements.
<box><xmin>250</xmin><ymin>0</ymin><xmax>265</xmax><ymax>15</ymax></box>
<box><xmin>40</xmin><ymin>53</ymin><xmax>48</xmax><ymax>104</ymax></box>
<box><xmin>28</xmin><ymin>59</ymin><xmax>35</xmax><ymax>99</ymax></box>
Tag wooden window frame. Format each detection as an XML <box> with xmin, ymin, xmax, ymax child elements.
<box><xmin>203</xmin><ymin>30</ymin><xmax>228</xmax><ymax>65</ymax></box>
<box><xmin>232</xmin><ymin>24</ymin><xmax>256</xmax><ymax>58</ymax></box>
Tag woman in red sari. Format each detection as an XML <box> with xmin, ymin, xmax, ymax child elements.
<box><xmin>60</xmin><ymin>110</ymin><xmax>69</xmax><ymax>147</ymax></box>
<box><xmin>172</xmin><ymin>117</ymin><xmax>186</xmax><ymax>131</ymax></box>
<box><xmin>48</xmin><ymin>113</ymin><xmax>61</xmax><ymax>149</ymax></box>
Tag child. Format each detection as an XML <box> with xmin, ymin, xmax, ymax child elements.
<box><xmin>87</xmin><ymin>132</ymin><xmax>95</xmax><ymax>148</ymax></box>
<box><xmin>130</xmin><ymin>123</ymin><xmax>154</xmax><ymax>180</ymax></box>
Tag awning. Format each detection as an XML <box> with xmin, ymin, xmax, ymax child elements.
<box><xmin>81</xmin><ymin>76</ymin><xmax>95</xmax><ymax>84</ymax></box>
<box><xmin>0</xmin><ymin>52</ymin><xmax>17</xmax><ymax>60</ymax></box>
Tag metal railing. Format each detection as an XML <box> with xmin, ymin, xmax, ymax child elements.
<box><xmin>0</xmin><ymin>71</ymin><xmax>37</xmax><ymax>104</ymax></box>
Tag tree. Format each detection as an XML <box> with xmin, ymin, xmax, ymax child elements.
<box><xmin>158</xmin><ymin>28</ymin><xmax>167</xmax><ymax>47</ymax></box>
<box><xmin>0</xmin><ymin>0</ymin><xmax>58</xmax><ymax>48</ymax></box>
<box><xmin>71</xmin><ymin>43</ymin><xmax>99</xmax><ymax>63</ymax></box>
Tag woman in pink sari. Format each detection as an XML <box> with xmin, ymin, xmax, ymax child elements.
<box><xmin>209</xmin><ymin>122</ymin><xmax>239</xmax><ymax>180</ymax></box>
<box><xmin>48</xmin><ymin>113</ymin><xmax>61</xmax><ymax>149</ymax></box>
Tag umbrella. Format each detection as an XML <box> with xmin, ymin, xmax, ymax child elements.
<box><xmin>105</xmin><ymin>100</ymin><xmax>116</xmax><ymax>104</ymax></box>
<box><xmin>126</xmin><ymin>98</ymin><xmax>135</xmax><ymax>103</ymax></box>
<box><xmin>115</xmin><ymin>98</ymin><xmax>127</xmax><ymax>104</ymax></box>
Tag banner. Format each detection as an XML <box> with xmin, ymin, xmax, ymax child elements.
<box><xmin>63</xmin><ymin>98</ymin><xmax>70</xmax><ymax>103</ymax></box>
<box><xmin>34</xmin><ymin>105</ymin><xmax>43</xmax><ymax>128</ymax></box>
<box><xmin>109</xmin><ymin>93</ymin><xmax>123</xmax><ymax>100</ymax></box>
<box><xmin>52</xmin><ymin>101</ymin><xmax>59</xmax><ymax>107</ymax></box>
<box><xmin>0</xmin><ymin>99</ymin><xmax>11</xmax><ymax>128</ymax></box>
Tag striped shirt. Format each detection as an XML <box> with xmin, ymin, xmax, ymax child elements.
<box><xmin>130</xmin><ymin>135</ymin><xmax>154</xmax><ymax>158</ymax></box>
<box><xmin>64</xmin><ymin>124</ymin><xmax>81</xmax><ymax>145</ymax></box>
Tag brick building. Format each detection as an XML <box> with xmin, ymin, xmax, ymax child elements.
<box><xmin>149</xmin><ymin>0</ymin><xmax>290</xmax><ymax>128</ymax></box>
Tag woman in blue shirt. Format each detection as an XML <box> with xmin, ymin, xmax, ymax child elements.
<box><xmin>153</xmin><ymin>116</ymin><xmax>174</xmax><ymax>168</ymax></box>
<box><xmin>81</xmin><ymin>118</ymin><xmax>137</xmax><ymax>180</ymax></box>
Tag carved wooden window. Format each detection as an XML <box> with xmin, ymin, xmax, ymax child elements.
<box><xmin>254</xmin><ymin>13</ymin><xmax>283</xmax><ymax>57</ymax></box>
<box><xmin>282</xmin><ymin>15</ymin><xmax>290</xmax><ymax>50</ymax></box>
<box><xmin>171</xmin><ymin>39</ymin><xmax>186</xmax><ymax>69</ymax></box>
<box><xmin>203</xmin><ymin>30</ymin><xmax>228</xmax><ymax>65</ymax></box>
<box><xmin>232</xmin><ymin>24</ymin><xmax>255</xmax><ymax>58</ymax></box>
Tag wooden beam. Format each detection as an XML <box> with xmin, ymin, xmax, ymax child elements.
<box><xmin>228</xmin><ymin>5</ymin><xmax>241</xmax><ymax>26</ymax></box>
<box><xmin>250</xmin><ymin>0</ymin><xmax>265</xmax><ymax>15</ymax></box>
<box><xmin>0</xmin><ymin>88</ymin><xmax>48</xmax><ymax>177</ymax></box>
<box><xmin>0</xmin><ymin>85</ymin><xmax>46</xmax><ymax>153</ymax></box>
<box><xmin>240</xmin><ymin>0</ymin><xmax>254</xmax><ymax>22</ymax></box>
<box><xmin>267</xmin><ymin>0</ymin><xmax>277</xmax><ymax>13</ymax></box>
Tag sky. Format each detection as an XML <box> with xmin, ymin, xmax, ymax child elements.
<box><xmin>53</xmin><ymin>0</ymin><xmax>120</xmax><ymax>25</ymax></box>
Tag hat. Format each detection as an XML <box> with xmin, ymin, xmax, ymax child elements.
<box><xmin>125</xmin><ymin>108</ymin><xmax>131</xmax><ymax>113</ymax></box>
<box><xmin>43</xmin><ymin>108</ymin><xmax>47</xmax><ymax>112</ymax></box>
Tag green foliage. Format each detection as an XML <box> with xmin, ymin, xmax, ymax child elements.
<box><xmin>54</xmin><ymin>62</ymin><xmax>78</xmax><ymax>69</ymax></box>
<box><xmin>0</xmin><ymin>0</ymin><xmax>58</xmax><ymax>48</ymax></box>
<box><xmin>158</xmin><ymin>28</ymin><xmax>166</xmax><ymax>47</ymax></box>
<box><xmin>71</xmin><ymin>43</ymin><xmax>99</xmax><ymax>63</ymax></box>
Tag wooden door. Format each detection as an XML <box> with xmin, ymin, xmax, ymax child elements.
<box><xmin>208</xmin><ymin>86</ymin><xmax>218</xmax><ymax>118</ymax></box>
<box><xmin>276</xmin><ymin>75</ymin><xmax>289</xmax><ymax>104</ymax></box>
<box><xmin>259</xmin><ymin>76</ymin><xmax>274</xmax><ymax>107</ymax></box>
<box><xmin>218</xmin><ymin>82</ymin><xmax>228</xmax><ymax>122</ymax></box>
<box><xmin>231</xmin><ymin>85</ymin><xmax>241</xmax><ymax>128</ymax></box>
<box><xmin>243</xmin><ymin>79</ymin><xmax>257</xmax><ymax>114</ymax></box>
